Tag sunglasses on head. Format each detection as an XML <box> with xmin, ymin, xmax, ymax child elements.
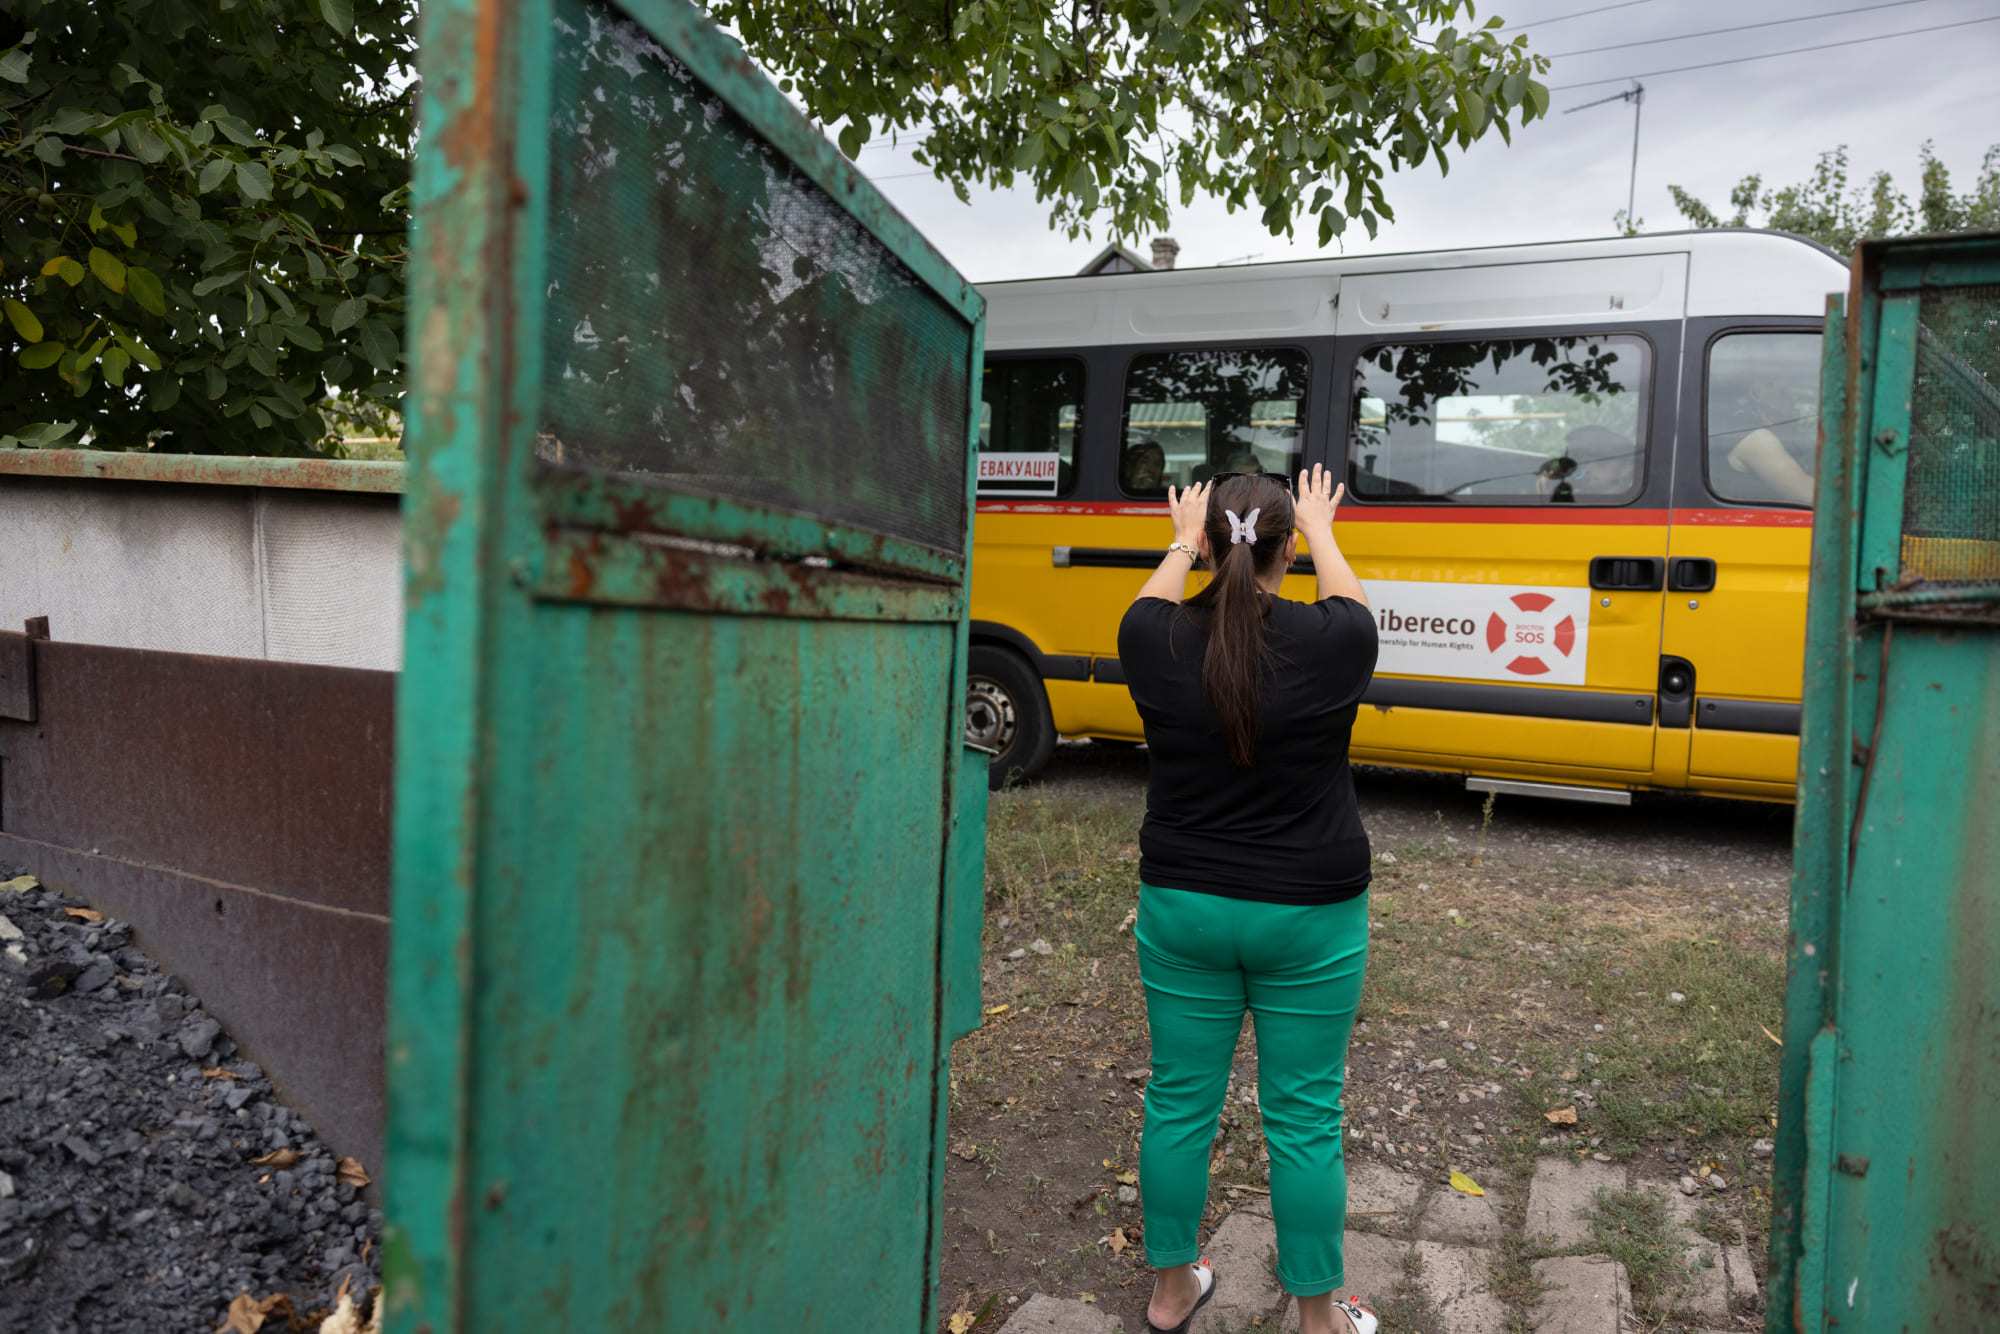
<box><xmin>1206</xmin><ymin>470</ymin><xmax>1294</xmax><ymax>495</ymax></box>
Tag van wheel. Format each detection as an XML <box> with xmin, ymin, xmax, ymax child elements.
<box><xmin>966</xmin><ymin>646</ymin><xmax>1055</xmax><ymax>790</ymax></box>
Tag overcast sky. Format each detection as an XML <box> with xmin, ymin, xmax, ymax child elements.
<box><xmin>845</xmin><ymin>0</ymin><xmax>2000</xmax><ymax>282</ymax></box>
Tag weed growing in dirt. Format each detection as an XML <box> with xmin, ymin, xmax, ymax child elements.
<box><xmin>1583</xmin><ymin>1187</ymin><xmax>1707</xmax><ymax>1326</ymax></box>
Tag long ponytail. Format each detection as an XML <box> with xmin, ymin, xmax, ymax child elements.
<box><xmin>1185</xmin><ymin>474</ymin><xmax>1294</xmax><ymax>767</ymax></box>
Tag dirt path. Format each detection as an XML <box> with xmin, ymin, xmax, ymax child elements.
<box><xmin>939</xmin><ymin>746</ymin><xmax>1790</xmax><ymax>1333</ymax></box>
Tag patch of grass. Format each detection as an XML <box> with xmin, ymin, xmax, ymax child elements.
<box><xmin>1368</xmin><ymin>1245</ymin><xmax>1448</xmax><ymax>1334</ymax></box>
<box><xmin>1524</xmin><ymin>935</ymin><xmax>1784</xmax><ymax>1144</ymax></box>
<box><xmin>984</xmin><ymin>793</ymin><xmax>1142</xmax><ymax>953</ymax></box>
<box><xmin>1582</xmin><ymin>1187</ymin><xmax>1707</xmax><ymax>1326</ymax></box>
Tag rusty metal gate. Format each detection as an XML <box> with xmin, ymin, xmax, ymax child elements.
<box><xmin>1770</xmin><ymin>232</ymin><xmax>2000</xmax><ymax>1331</ymax></box>
<box><xmin>382</xmin><ymin>0</ymin><xmax>989</xmax><ymax>1329</ymax></box>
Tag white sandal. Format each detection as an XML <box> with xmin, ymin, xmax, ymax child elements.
<box><xmin>1333</xmin><ymin>1294</ymin><xmax>1379</xmax><ymax>1334</ymax></box>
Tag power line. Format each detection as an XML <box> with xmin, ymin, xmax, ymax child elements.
<box><xmin>1549</xmin><ymin>14</ymin><xmax>2000</xmax><ymax>90</ymax></box>
<box><xmin>1499</xmin><ymin>0</ymin><xmax>1660</xmax><ymax>33</ymax></box>
<box><xmin>1545</xmin><ymin>0</ymin><xmax>1935</xmax><ymax>59</ymax></box>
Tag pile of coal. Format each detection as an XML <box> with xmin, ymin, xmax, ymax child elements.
<box><xmin>0</xmin><ymin>870</ymin><xmax>380</xmax><ymax>1333</ymax></box>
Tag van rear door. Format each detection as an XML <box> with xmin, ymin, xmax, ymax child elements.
<box><xmin>1326</xmin><ymin>256</ymin><xmax>1687</xmax><ymax>789</ymax></box>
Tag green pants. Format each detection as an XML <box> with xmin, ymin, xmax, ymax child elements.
<box><xmin>1136</xmin><ymin>882</ymin><xmax>1369</xmax><ymax>1296</ymax></box>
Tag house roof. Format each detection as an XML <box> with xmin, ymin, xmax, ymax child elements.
<box><xmin>1076</xmin><ymin>242</ymin><xmax>1154</xmax><ymax>276</ymax></box>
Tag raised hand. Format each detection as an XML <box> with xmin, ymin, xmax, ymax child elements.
<box><xmin>1293</xmin><ymin>463</ymin><xmax>1344</xmax><ymax>532</ymax></box>
<box><xmin>1166</xmin><ymin>480</ymin><xmax>1212</xmax><ymax>551</ymax></box>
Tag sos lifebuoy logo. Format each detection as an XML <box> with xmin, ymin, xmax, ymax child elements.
<box><xmin>1363</xmin><ymin>581</ymin><xmax>1593</xmax><ymax>687</ymax></box>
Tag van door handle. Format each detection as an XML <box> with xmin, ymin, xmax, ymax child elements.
<box><xmin>1668</xmin><ymin>558</ymin><xmax>1716</xmax><ymax>592</ymax></box>
<box><xmin>1589</xmin><ymin>557</ymin><xmax>1664</xmax><ymax>591</ymax></box>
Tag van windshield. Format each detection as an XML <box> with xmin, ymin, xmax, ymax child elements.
<box><xmin>1349</xmin><ymin>335</ymin><xmax>1651</xmax><ymax>504</ymax></box>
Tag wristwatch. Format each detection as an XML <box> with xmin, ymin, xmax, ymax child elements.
<box><xmin>1167</xmin><ymin>542</ymin><xmax>1200</xmax><ymax>562</ymax></box>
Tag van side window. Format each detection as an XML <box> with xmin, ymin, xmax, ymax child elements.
<box><xmin>980</xmin><ymin>359</ymin><xmax>1083</xmax><ymax>498</ymax></box>
<box><xmin>1705</xmin><ymin>332</ymin><xmax>1823</xmax><ymax>508</ymax></box>
<box><xmin>1119</xmin><ymin>347</ymin><xmax>1308</xmax><ymax>496</ymax></box>
<box><xmin>1348</xmin><ymin>335</ymin><xmax>1651</xmax><ymax>504</ymax></box>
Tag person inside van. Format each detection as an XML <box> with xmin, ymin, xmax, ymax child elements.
<box><xmin>1124</xmin><ymin>439</ymin><xmax>1168</xmax><ymax>493</ymax></box>
<box><xmin>1718</xmin><ymin>379</ymin><xmax>1815</xmax><ymax>505</ymax></box>
<box><xmin>1191</xmin><ymin>442</ymin><xmax>1264</xmax><ymax>484</ymax></box>
<box><xmin>1117</xmin><ymin>465</ymin><xmax>1382</xmax><ymax>1334</ymax></box>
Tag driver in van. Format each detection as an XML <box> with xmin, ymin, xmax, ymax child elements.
<box><xmin>1718</xmin><ymin>379</ymin><xmax>1815</xmax><ymax>505</ymax></box>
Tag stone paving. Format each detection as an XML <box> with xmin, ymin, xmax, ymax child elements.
<box><xmin>1002</xmin><ymin>1157</ymin><xmax>1761</xmax><ymax>1332</ymax></box>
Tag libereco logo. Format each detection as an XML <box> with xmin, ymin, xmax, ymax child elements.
<box><xmin>1363</xmin><ymin>581</ymin><xmax>1593</xmax><ymax>687</ymax></box>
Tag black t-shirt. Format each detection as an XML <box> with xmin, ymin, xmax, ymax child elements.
<box><xmin>1117</xmin><ymin>594</ymin><xmax>1379</xmax><ymax>905</ymax></box>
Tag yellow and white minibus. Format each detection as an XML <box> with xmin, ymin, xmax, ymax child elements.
<box><xmin>963</xmin><ymin>230</ymin><xmax>1849</xmax><ymax>801</ymax></box>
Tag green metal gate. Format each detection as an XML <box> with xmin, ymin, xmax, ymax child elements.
<box><xmin>1771</xmin><ymin>233</ymin><xmax>2000</xmax><ymax>1331</ymax></box>
<box><xmin>380</xmin><ymin>0</ymin><xmax>989</xmax><ymax>1328</ymax></box>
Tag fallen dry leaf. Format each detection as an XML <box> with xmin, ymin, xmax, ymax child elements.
<box><xmin>216</xmin><ymin>1291</ymin><xmax>292</xmax><ymax>1333</ymax></box>
<box><xmin>203</xmin><ymin>1067</ymin><xmax>242</xmax><ymax>1080</ymax></box>
<box><xmin>947</xmin><ymin>1312</ymin><xmax>978</xmax><ymax>1334</ymax></box>
<box><xmin>951</xmin><ymin>1140</ymin><xmax>979</xmax><ymax>1161</ymax></box>
<box><xmin>1115</xmin><ymin>1170</ymin><xmax>1138</xmax><ymax>1186</ymax></box>
<box><xmin>1544</xmin><ymin>1106</ymin><xmax>1578</xmax><ymax>1125</ymax></box>
<box><xmin>1078</xmin><ymin>1293</ymin><xmax>1097</xmax><ymax>1304</ymax></box>
<box><xmin>64</xmin><ymin>907</ymin><xmax>103</xmax><ymax>922</ymax></box>
<box><xmin>983</xmin><ymin>1004</ymin><xmax>1009</xmax><ymax>1016</ymax></box>
<box><xmin>336</xmin><ymin>1157</ymin><xmax>372</xmax><ymax>1188</ymax></box>
<box><xmin>0</xmin><ymin>875</ymin><xmax>38</xmax><ymax>894</ymax></box>
<box><xmin>1106</xmin><ymin>1226</ymin><xmax>1130</xmax><ymax>1254</ymax></box>
<box><xmin>1448</xmin><ymin>1171</ymin><xmax>1485</xmax><ymax>1197</ymax></box>
<box><xmin>1760</xmin><ymin>1024</ymin><xmax>1784</xmax><ymax>1046</ymax></box>
<box><xmin>315</xmin><ymin>1284</ymin><xmax>382</xmax><ymax>1334</ymax></box>
<box><xmin>249</xmin><ymin>1149</ymin><xmax>301</xmax><ymax>1169</ymax></box>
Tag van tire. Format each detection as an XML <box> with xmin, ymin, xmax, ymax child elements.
<box><xmin>966</xmin><ymin>645</ymin><xmax>1055</xmax><ymax>790</ymax></box>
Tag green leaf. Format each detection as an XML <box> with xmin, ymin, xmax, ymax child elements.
<box><xmin>206</xmin><ymin>365</ymin><xmax>228</xmax><ymax>399</ymax></box>
<box><xmin>88</xmin><ymin>247</ymin><xmax>128</xmax><ymax>293</ymax></box>
<box><xmin>319</xmin><ymin>0</ymin><xmax>354</xmax><ymax>36</ymax></box>
<box><xmin>43</xmin><ymin>257</ymin><xmax>86</xmax><ymax>286</ymax></box>
<box><xmin>32</xmin><ymin>136</ymin><xmax>63</xmax><ymax>165</ymax></box>
<box><xmin>198</xmin><ymin>156</ymin><xmax>234</xmax><ymax>193</ymax></box>
<box><xmin>212</xmin><ymin>115</ymin><xmax>258</xmax><ymax>147</ymax></box>
<box><xmin>18</xmin><ymin>342</ymin><xmax>64</xmax><ymax>369</ymax></box>
<box><xmin>102</xmin><ymin>346</ymin><xmax>132</xmax><ymax>387</ymax></box>
<box><xmin>281</xmin><ymin>322</ymin><xmax>324</xmax><ymax>351</ymax></box>
<box><xmin>235</xmin><ymin>161</ymin><xmax>274</xmax><ymax>201</ymax></box>
<box><xmin>46</xmin><ymin>107</ymin><xmax>101</xmax><ymax>136</ymax></box>
<box><xmin>330</xmin><ymin>296</ymin><xmax>365</xmax><ymax>332</ymax></box>
<box><xmin>152</xmin><ymin>377</ymin><xmax>183</xmax><ymax>412</ymax></box>
<box><xmin>113</xmin><ymin>331</ymin><xmax>163</xmax><ymax>371</ymax></box>
<box><xmin>0</xmin><ymin>46</ymin><xmax>31</xmax><ymax>84</ymax></box>
<box><xmin>246</xmin><ymin>341</ymin><xmax>278</xmax><ymax>376</ymax></box>
<box><xmin>192</xmin><ymin>270</ymin><xmax>245</xmax><ymax>296</ymax></box>
<box><xmin>324</xmin><ymin>144</ymin><xmax>363</xmax><ymax>168</ymax></box>
<box><xmin>3</xmin><ymin>299</ymin><xmax>44</xmax><ymax>343</ymax></box>
<box><xmin>127</xmin><ymin>266</ymin><xmax>167</xmax><ymax>316</ymax></box>
<box><xmin>1526</xmin><ymin>80</ymin><xmax>1551</xmax><ymax>119</ymax></box>
<box><xmin>356</xmin><ymin>317</ymin><xmax>399</xmax><ymax>371</ymax></box>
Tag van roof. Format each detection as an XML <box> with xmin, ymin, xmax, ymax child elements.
<box><xmin>978</xmin><ymin>228</ymin><xmax>1850</xmax><ymax>350</ymax></box>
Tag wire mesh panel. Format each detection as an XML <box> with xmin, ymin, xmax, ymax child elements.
<box><xmin>1901</xmin><ymin>285</ymin><xmax>2000</xmax><ymax>585</ymax></box>
<box><xmin>538</xmin><ymin>0</ymin><xmax>971</xmax><ymax>556</ymax></box>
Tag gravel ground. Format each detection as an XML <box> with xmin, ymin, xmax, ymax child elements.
<box><xmin>0</xmin><ymin>868</ymin><xmax>380</xmax><ymax>1333</ymax></box>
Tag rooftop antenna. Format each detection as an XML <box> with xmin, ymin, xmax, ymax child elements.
<box><xmin>1565</xmin><ymin>82</ymin><xmax>1644</xmax><ymax>230</ymax></box>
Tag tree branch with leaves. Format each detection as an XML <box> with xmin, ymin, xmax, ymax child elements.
<box><xmin>0</xmin><ymin>0</ymin><xmax>414</xmax><ymax>453</ymax></box>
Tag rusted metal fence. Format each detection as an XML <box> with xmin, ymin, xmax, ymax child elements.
<box><xmin>1770</xmin><ymin>231</ymin><xmax>2000</xmax><ymax>1331</ymax></box>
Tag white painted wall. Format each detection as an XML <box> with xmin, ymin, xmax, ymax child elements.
<box><xmin>0</xmin><ymin>479</ymin><xmax>404</xmax><ymax>671</ymax></box>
